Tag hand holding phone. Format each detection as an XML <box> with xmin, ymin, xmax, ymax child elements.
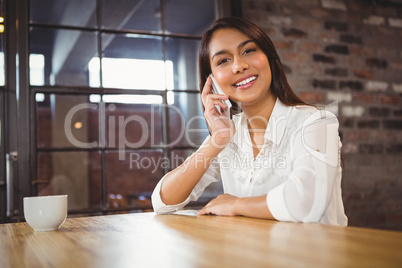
<box><xmin>209</xmin><ymin>74</ymin><xmax>232</xmax><ymax>119</ymax></box>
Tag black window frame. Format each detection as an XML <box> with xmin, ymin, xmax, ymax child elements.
<box><xmin>30</xmin><ymin>0</ymin><xmax>219</xmax><ymax>216</ymax></box>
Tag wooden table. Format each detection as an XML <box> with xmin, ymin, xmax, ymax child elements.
<box><xmin>1</xmin><ymin>211</ymin><xmax>401</xmax><ymax>268</ymax></box>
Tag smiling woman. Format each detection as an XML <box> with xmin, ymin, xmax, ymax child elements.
<box><xmin>152</xmin><ymin>17</ymin><xmax>348</xmax><ymax>226</ymax></box>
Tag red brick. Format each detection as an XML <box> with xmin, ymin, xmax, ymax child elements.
<box><xmin>353</xmin><ymin>93</ymin><xmax>377</xmax><ymax>104</ymax></box>
<box><xmin>344</xmin><ymin>191</ymin><xmax>364</xmax><ymax>201</ymax></box>
<box><xmin>375</xmin><ymin>26</ymin><xmax>399</xmax><ymax>37</ymax></box>
<box><xmin>297</xmin><ymin>42</ymin><xmax>322</xmax><ymax>52</ymax></box>
<box><xmin>388</xmin><ymin>213</ymin><xmax>402</xmax><ymax>226</ymax></box>
<box><xmin>353</xmin><ymin>69</ymin><xmax>374</xmax><ymax>79</ymax></box>
<box><xmin>342</xmin><ymin>143</ymin><xmax>358</xmax><ymax>153</ymax></box>
<box><xmin>349</xmin><ymin>46</ymin><xmax>375</xmax><ymax>56</ymax></box>
<box><xmin>348</xmin><ymin>1</ymin><xmax>368</xmax><ymax>12</ymax></box>
<box><xmin>294</xmin><ymin>17</ymin><xmax>321</xmax><ymax>30</ymax></box>
<box><xmin>325</xmin><ymin>21</ymin><xmax>348</xmax><ymax>32</ymax></box>
<box><xmin>316</xmin><ymin>32</ymin><xmax>337</xmax><ymax>43</ymax></box>
<box><xmin>380</xmin><ymin>95</ymin><xmax>400</xmax><ymax>105</ymax></box>
<box><xmin>282</xmin><ymin>28</ymin><xmax>307</xmax><ymax>38</ymax></box>
<box><xmin>394</xmin><ymin>110</ymin><xmax>402</xmax><ymax>117</ymax></box>
<box><xmin>283</xmin><ymin>51</ymin><xmax>309</xmax><ymax>62</ymax></box>
<box><xmin>366</xmin><ymin>58</ymin><xmax>388</xmax><ymax>69</ymax></box>
<box><xmin>292</xmin><ymin>64</ymin><xmax>320</xmax><ymax>76</ymax></box>
<box><xmin>365</xmin><ymin>213</ymin><xmax>387</xmax><ymax>225</ymax></box>
<box><xmin>272</xmin><ymin>40</ymin><xmax>293</xmax><ymax>50</ymax></box>
<box><xmin>310</xmin><ymin>8</ymin><xmax>332</xmax><ymax>19</ymax></box>
<box><xmin>390</xmin><ymin>61</ymin><xmax>402</xmax><ymax>70</ymax></box>
<box><xmin>345</xmin><ymin>131</ymin><xmax>369</xmax><ymax>142</ymax></box>
<box><xmin>283</xmin><ymin>2</ymin><xmax>321</xmax><ymax>14</ymax></box>
<box><xmin>377</xmin><ymin>5</ymin><xmax>398</xmax><ymax>17</ymax></box>
<box><xmin>261</xmin><ymin>27</ymin><xmax>277</xmax><ymax>36</ymax></box>
<box><xmin>299</xmin><ymin>91</ymin><xmax>323</xmax><ymax>103</ymax></box>
<box><xmin>370</xmin><ymin>131</ymin><xmax>396</xmax><ymax>142</ymax></box>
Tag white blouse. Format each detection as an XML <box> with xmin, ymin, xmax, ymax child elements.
<box><xmin>152</xmin><ymin>99</ymin><xmax>348</xmax><ymax>226</ymax></box>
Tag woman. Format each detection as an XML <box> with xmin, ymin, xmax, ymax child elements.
<box><xmin>151</xmin><ymin>17</ymin><xmax>348</xmax><ymax>226</ymax></box>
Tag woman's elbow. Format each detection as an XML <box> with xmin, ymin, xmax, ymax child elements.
<box><xmin>151</xmin><ymin>198</ymin><xmax>176</xmax><ymax>214</ymax></box>
<box><xmin>288</xmin><ymin>198</ymin><xmax>325</xmax><ymax>224</ymax></box>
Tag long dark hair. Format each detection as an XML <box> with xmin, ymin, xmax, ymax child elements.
<box><xmin>198</xmin><ymin>17</ymin><xmax>306</xmax><ymax>108</ymax></box>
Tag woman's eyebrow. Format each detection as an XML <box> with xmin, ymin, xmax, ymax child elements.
<box><xmin>238</xmin><ymin>39</ymin><xmax>254</xmax><ymax>49</ymax></box>
<box><xmin>211</xmin><ymin>39</ymin><xmax>254</xmax><ymax>61</ymax></box>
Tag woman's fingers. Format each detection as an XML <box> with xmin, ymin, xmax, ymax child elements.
<box><xmin>197</xmin><ymin>207</ymin><xmax>211</xmax><ymax>215</ymax></box>
<box><xmin>201</xmin><ymin>76</ymin><xmax>213</xmax><ymax>104</ymax></box>
<box><xmin>197</xmin><ymin>194</ymin><xmax>238</xmax><ymax>216</ymax></box>
<box><xmin>202</xmin><ymin>75</ymin><xmax>213</xmax><ymax>94</ymax></box>
<box><xmin>205</xmin><ymin>95</ymin><xmax>229</xmax><ymax>111</ymax></box>
<box><xmin>204</xmin><ymin>88</ymin><xmax>230</xmax><ymax>110</ymax></box>
<box><xmin>202</xmin><ymin>76</ymin><xmax>230</xmax><ymax>112</ymax></box>
<box><xmin>197</xmin><ymin>200</ymin><xmax>214</xmax><ymax>215</ymax></box>
<box><xmin>201</xmin><ymin>76</ymin><xmax>235</xmax><ymax>144</ymax></box>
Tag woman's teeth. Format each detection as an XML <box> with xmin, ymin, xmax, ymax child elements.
<box><xmin>235</xmin><ymin>76</ymin><xmax>257</xmax><ymax>87</ymax></box>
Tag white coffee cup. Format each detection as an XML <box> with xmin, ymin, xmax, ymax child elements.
<box><xmin>23</xmin><ymin>195</ymin><xmax>68</xmax><ymax>231</ymax></box>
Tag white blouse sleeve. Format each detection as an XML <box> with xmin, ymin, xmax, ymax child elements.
<box><xmin>267</xmin><ymin>110</ymin><xmax>341</xmax><ymax>223</ymax></box>
<box><xmin>151</xmin><ymin>137</ymin><xmax>221</xmax><ymax>214</ymax></box>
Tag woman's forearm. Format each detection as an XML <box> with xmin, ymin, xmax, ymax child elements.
<box><xmin>160</xmin><ymin>139</ymin><xmax>224</xmax><ymax>205</ymax></box>
<box><xmin>234</xmin><ymin>195</ymin><xmax>275</xmax><ymax>220</ymax></box>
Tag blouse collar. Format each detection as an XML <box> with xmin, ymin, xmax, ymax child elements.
<box><xmin>264</xmin><ymin>98</ymin><xmax>289</xmax><ymax>145</ymax></box>
<box><xmin>233</xmin><ymin>98</ymin><xmax>290</xmax><ymax>148</ymax></box>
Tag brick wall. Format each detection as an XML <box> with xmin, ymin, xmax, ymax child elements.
<box><xmin>243</xmin><ymin>0</ymin><xmax>402</xmax><ymax>230</ymax></box>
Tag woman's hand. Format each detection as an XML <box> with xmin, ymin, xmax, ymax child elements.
<box><xmin>197</xmin><ymin>194</ymin><xmax>239</xmax><ymax>216</ymax></box>
<box><xmin>198</xmin><ymin>194</ymin><xmax>275</xmax><ymax>219</ymax></box>
<box><xmin>201</xmin><ymin>76</ymin><xmax>236</xmax><ymax>147</ymax></box>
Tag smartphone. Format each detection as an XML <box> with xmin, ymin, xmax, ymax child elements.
<box><xmin>209</xmin><ymin>74</ymin><xmax>232</xmax><ymax>119</ymax></box>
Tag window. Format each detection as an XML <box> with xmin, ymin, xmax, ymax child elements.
<box><xmin>0</xmin><ymin>15</ymin><xmax>4</xmax><ymax>86</ymax></box>
<box><xmin>30</xmin><ymin>0</ymin><xmax>219</xmax><ymax>214</ymax></box>
<box><xmin>0</xmin><ymin>4</ymin><xmax>6</xmax><ymax>222</ymax></box>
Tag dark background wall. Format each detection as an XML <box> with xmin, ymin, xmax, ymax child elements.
<box><xmin>243</xmin><ymin>0</ymin><xmax>402</xmax><ymax>231</ymax></box>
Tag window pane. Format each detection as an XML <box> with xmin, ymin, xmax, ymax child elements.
<box><xmin>101</xmin><ymin>33</ymin><xmax>163</xmax><ymax>89</ymax></box>
<box><xmin>169</xmin><ymin>92</ymin><xmax>208</xmax><ymax>147</ymax></box>
<box><xmin>37</xmin><ymin>151</ymin><xmax>102</xmax><ymax>211</ymax></box>
<box><xmin>0</xmin><ymin>91</ymin><xmax>3</xmax><ymax>148</ymax></box>
<box><xmin>165</xmin><ymin>0</ymin><xmax>215</xmax><ymax>35</ymax></box>
<box><xmin>36</xmin><ymin>94</ymin><xmax>99</xmax><ymax>149</ymax></box>
<box><xmin>104</xmin><ymin>100</ymin><xmax>163</xmax><ymax>148</ymax></box>
<box><xmin>30</xmin><ymin>0</ymin><xmax>97</xmax><ymax>28</ymax></box>
<box><xmin>101</xmin><ymin>0</ymin><xmax>160</xmax><ymax>32</ymax></box>
<box><xmin>105</xmin><ymin>150</ymin><xmax>164</xmax><ymax>209</ymax></box>
<box><xmin>30</xmin><ymin>27</ymin><xmax>99</xmax><ymax>87</ymax></box>
<box><xmin>165</xmin><ymin>37</ymin><xmax>200</xmax><ymax>90</ymax></box>
<box><xmin>0</xmin><ymin>91</ymin><xmax>4</xmax><ymax>222</ymax></box>
<box><xmin>0</xmin><ymin>9</ymin><xmax>4</xmax><ymax>86</ymax></box>
<box><xmin>0</xmin><ymin>53</ymin><xmax>3</xmax><ymax>86</ymax></box>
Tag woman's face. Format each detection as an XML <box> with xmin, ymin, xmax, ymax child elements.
<box><xmin>209</xmin><ymin>28</ymin><xmax>272</xmax><ymax>106</ymax></box>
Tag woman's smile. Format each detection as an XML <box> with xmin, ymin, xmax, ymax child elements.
<box><xmin>233</xmin><ymin>75</ymin><xmax>258</xmax><ymax>89</ymax></box>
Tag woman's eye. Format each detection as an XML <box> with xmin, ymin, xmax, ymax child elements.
<box><xmin>217</xmin><ymin>58</ymin><xmax>229</xmax><ymax>66</ymax></box>
<box><xmin>244</xmin><ymin>48</ymin><xmax>256</xmax><ymax>54</ymax></box>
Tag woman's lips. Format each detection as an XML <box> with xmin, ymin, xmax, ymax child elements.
<box><xmin>233</xmin><ymin>75</ymin><xmax>258</xmax><ymax>89</ymax></box>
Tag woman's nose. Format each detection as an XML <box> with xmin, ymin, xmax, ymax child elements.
<box><xmin>232</xmin><ymin>58</ymin><xmax>249</xmax><ymax>74</ymax></box>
